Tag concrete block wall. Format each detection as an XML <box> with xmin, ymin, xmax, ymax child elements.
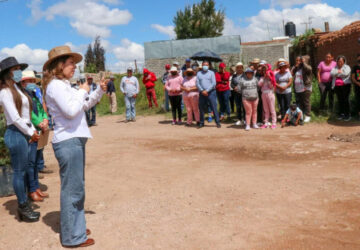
<box><xmin>145</xmin><ymin>53</ymin><xmax>241</xmax><ymax>78</ymax></box>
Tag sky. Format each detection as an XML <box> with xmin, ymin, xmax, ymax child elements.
<box><xmin>0</xmin><ymin>0</ymin><xmax>359</xmax><ymax>73</ymax></box>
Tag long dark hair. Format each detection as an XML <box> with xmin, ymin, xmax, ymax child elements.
<box><xmin>0</xmin><ymin>68</ymin><xmax>32</xmax><ymax>117</ymax></box>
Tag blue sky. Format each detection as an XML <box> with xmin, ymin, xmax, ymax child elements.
<box><xmin>0</xmin><ymin>0</ymin><xmax>359</xmax><ymax>72</ymax></box>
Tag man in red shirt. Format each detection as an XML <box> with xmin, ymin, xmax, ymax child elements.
<box><xmin>215</xmin><ymin>63</ymin><xmax>231</xmax><ymax>120</ymax></box>
<box><xmin>142</xmin><ymin>68</ymin><xmax>158</xmax><ymax>108</ymax></box>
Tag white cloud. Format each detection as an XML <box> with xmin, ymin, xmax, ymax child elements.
<box><xmin>267</xmin><ymin>0</ymin><xmax>321</xmax><ymax>8</ymax></box>
<box><xmin>151</xmin><ymin>24</ymin><xmax>176</xmax><ymax>39</ymax></box>
<box><xmin>28</xmin><ymin>0</ymin><xmax>132</xmax><ymax>38</ymax></box>
<box><xmin>111</xmin><ymin>39</ymin><xmax>144</xmax><ymax>72</ymax></box>
<box><xmin>0</xmin><ymin>44</ymin><xmax>48</xmax><ymax>71</ymax></box>
<box><xmin>224</xmin><ymin>3</ymin><xmax>360</xmax><ymax>42</ymax></box>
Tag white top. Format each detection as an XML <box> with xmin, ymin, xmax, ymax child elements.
<box><xmin>45</xmin><ymin>78</ymin><xmax>104</xmax><ymax>144</ymax></box>
<box><xmin>0</xmin><ymin>84</ymin><xmax>36</xmax><ymax>136</ymax></box>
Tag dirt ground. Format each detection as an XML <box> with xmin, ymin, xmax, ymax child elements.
<box><xmin>1</xmin><ymin>115</ymin><xmax>360</xmax><ymax>250</ymax></box>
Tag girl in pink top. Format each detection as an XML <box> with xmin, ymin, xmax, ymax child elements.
<box><xmin>165</xmin><ymin>67</ymin><xmax>183</xmax><ymax>124</ymax></box>
<box><xmin>317</xmin><ymin>52</ymin><xmax>336</xmax><ymax>110</ymax></box>
<box><xmin>181</xmin><ymin>68</ymin><xmax>200</xmax><ymax>126</ymax></box>
<box><xmin>258</xmin><ymin>64</ymin><xmax>277</xmax><ymax>128</ymax></box>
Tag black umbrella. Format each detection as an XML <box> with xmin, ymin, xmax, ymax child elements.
<box><xmin>190</xmin><ymin>50</ymin><xmax>223</xmax><ymax>62</ymax></box>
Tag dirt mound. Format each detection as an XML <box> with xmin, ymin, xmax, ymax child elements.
<box><xmin>328</xmin><ymin>132</ymin><xmax>360</xmax><ymax>143</ymax></box>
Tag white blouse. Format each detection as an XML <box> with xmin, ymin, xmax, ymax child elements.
<box><xmin>0</xmin><ymin>84</ymin><xmax>36</xmax><ymax>136</ymax></box>
<box><xmin>45</xmin><ymin>78</ymin><xmax>104</xmax><ymax>144</ymax></box>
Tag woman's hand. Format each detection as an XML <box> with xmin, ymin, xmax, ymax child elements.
<box><xmin>79</xmin><ymin>82</ymin><xmax>90</xmax><ymax>92</ymax></box>
<box><xmin>29</xmin><ymin>131</ymin><xmax>40</xmax><ymax>143</ymax></box>
<box><xmin>100</xmin><ymin>78</ymin><xmax>109</xmax><ymax>92</ymax></box>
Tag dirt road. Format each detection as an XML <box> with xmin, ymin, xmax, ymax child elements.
<box><xmin>1</xmin><ymin>115</ymin><xmax>360</xmax><ymax>249</ymax></box>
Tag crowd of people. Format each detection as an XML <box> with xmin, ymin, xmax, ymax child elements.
<box><xmin>140</xmin><ymin>53</ymin><xmax>360</xmax><ymax>130</ymax></box>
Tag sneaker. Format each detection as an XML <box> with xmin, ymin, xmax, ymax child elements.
<box><xmin>260</xmin><ymin>124</ymin><xmax>268</xmax><ymax>129</ymax></box>
<box><xmin>343</xmin><ymin>116</ymin><xmax>352</xmax><ymax>122</ymax></box>
<box><xmin>171</xmin><ymin>120</ymin><xmax>176</xmax><ymax>125</ymax></box>
<box><xmin>177</xmin><ymin>120</ymin><xmax>182</xmax><ymax>125</ymax></box>
<box><xmin>198</xmin><ymin>123</ymin><xmax>204</xmax><ymax>128</ymax></box>
<box><xmin>208</xmin><ymin>116</ymin><xmax>213</xmax><ymax>123</ymax></box>
<box><xmin>271</xmin><ymin>124</ymin><xmax>277</xmax><ymax>129</ymax></box>
<box><xmin>245</xmin><ymin>125</ymin><xmax>251</xmax><ymax>131</ymax></box>
<box><xmin>216</xmin><ymin>123</ymin><xmax>221</xmax><ymax>128</ymax></box>
<box><xmin>235</xmin><ymin>120</ymin><xmax>242</xmax><ymax>126</ymax></box>
<box><xmin>253</xmin><ymin>124</ymin><xmax>259</xmax><ymax>129</ymax></box>
<box><xmin>304</xmin><ymin>116</ymin><xmax>311</xmax><ymax>123</ymax></box>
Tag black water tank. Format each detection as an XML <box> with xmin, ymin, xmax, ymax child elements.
<box><xmin>285</xmin><ymin>22</ymin><xmax>296</xmax><ymax>37</ymax></box>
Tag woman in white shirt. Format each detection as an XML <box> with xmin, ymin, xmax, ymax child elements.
<box><xmin>0</xmin><ymin>57</ymin><xmax>40</xmax><ymax>222</ymax></box>
<box><xmin>42</xmin><ymin>46</ymin><xmax>107</xmax><ymax>248</ymax></box>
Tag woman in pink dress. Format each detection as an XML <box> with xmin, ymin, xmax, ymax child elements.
<box><xmin>181</xmin><ymin>68</ymin><xmax>200</xmax><ymax>126</ymax></box>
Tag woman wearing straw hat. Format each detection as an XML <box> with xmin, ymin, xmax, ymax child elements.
<box><xmin>0</xmin><ymin>57</ymin><xmax>41</xmax><ymax>222</ymax></box>
<box><xmin>42</xmin><ymin>45</ymin><xmax>108</xmax><ymax>248</ymax></box>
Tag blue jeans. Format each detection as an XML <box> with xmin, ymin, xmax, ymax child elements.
<box><xmin>26</xmin><ymin>142</ymin><xmax>40</xmax><ymax>193</ymax></box>
<box><xmin>217</xmin><ymin>90</ymin><xmax>231</xmax><ymax>117</ymax></box>
<box><xmin>4</xmin><ymin>125</ymin><xmax>29</xmax><ymax>205</ymax></box>
<box><xmin>164</xmin><ymin>90</ymin><xmax>170</xmax><ymax>112</ymax></box>
<box><xmin>125</xmin><ymin>96</ymin><xmax>136</xmax><ymax>120</ymax></box>
<box><xmin>199</xmin><ymin>90</ymin><xmax>220</xmax><ymax>125</ymax></box>
<box><xmin>276</xmin><ymin>93</ymin><xmax>292</xmax><ymax>118</ymax></box>
<box><xmin>53</xmin><ymin>137</ymin><xmax>88</xmax><ymax>246</ymax></box>
<box><xmin>36</xmin><ymin>148</ymin><xmax>45</xmax><ymax>171</ymax></box>
<box><xmin>86</xmin><ymin>106</ymin><xmax>96</xmax><ymax>126</ymax></box>
<box><xmin>234</xmin><ymin>92</ymin><xmax>245</xmax><ymax>120</ymax></box>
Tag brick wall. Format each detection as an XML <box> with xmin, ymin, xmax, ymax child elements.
<box><xmin>241</xmin><ymin>43</ymin><xmax>290</xmax><ymax>67</ymax></box>
<box><xmin>315</xmin><ymin>30</ymin><xmax>360</xmax><ymax>68</ymax></box>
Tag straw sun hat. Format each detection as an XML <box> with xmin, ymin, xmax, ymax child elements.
<box><xmin>43</xmin><ymin>45</ymin><xmax>82</xmax><ymax>70</ymax></box>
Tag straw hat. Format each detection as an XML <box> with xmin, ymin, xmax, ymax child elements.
<box><xmin>21</xmin><ymin>70</ymin><xmax>36</xmax><ymax>81</ymax></box>
<box><xmin>235</xmin><ymin>62</ymin><xmax>243</xmax><ymax>67</ymax></box>
<box><xmin>43</xmin><ymin>45</ymin><xmax>82</xmax><ymax>70</ymax></box>
<box><xmin>185</xmin><ymin>67</ymin><xmax>194</xmax><ymax>73</ymax></box>
<box><xmin>251</xmin><ymin>58</ymin><xmax>260</xmax><ymax>64</ymax></box>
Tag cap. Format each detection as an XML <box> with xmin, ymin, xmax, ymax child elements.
<box><xmin>259</xmin><ymin>60</ymin><xmax>267</xmax><ymax>65</ymax></box>
<box><xmin>127</xmin><ymin>67</ymin><xmax>133</xmax><ymax>71</ymax></box>
<box><xmin>173</xmin><ymin>61</ymin><xmax>179</xmax><ymax>66</ymax></box>
<box><xmin>278</xmin><ymin>58</ymin><xmax>286</xmax><ymax>62</ymax></box>
<box><xmin>219</xmin><ymin>62</ymin><xmax>226</xmax><ymax>68</ymax></box>
<box><xmin>170</xmin><ymin>66</ymin><xmax>178</xmax><ymax>72</ymax></box>
<box><xmin>245</xmin><ymin>68</ymin><xmax>254</xmax><ymax>73</ymax></box>
<box><xmin>110</xmin><ymin>75</ymin><xmax>115</xmax><ymax>79</ymax></box>
<box><xmin>165</xmin><ymin>64</ymin><xmax>171</xmax><ymax>70</ymax></box>
<box><xmin>185</xmin><ymin>58</ymin><xmax>191</xmax><ymax>62</ymax></box>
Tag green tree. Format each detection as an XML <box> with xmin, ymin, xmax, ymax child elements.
<box><xmin>84</xmin><ymin>36</ymin><xmax>106</xmax><ymax>73</ymax></box>
<box><xmin>84</xmin><ymin>44</ymin><xmax>96</xmax><ymax>73</ymax></box>
<box><xmin>173</xmin><ymin>0</ymin><xmax>225</xmax><ymax>39</ymax></box>
<box><xmin>93</xmin><ymin>36</ymin><xmax>106</xmax><ymax>72</ymax></box>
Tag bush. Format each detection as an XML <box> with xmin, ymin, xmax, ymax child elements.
<box><xmin>0</xmin><ymin>113</ymin><xmax>10</xmax><ymax>166</ymax></box>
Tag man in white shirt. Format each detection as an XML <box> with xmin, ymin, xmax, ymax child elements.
<box><xmin>120</xmin><ymin>67</ymin><xmax>140</xmax><ymax>122</ymax></box>
<box><xmin>85</xmin><ymin>76</ymin><xmax>98</xmax><ymax>126</ymax></box>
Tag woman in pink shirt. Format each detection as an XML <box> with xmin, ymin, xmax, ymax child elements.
<box><xmin>165</xmin><ymin>67</ymin><xmax>183</xmax><ymax>125</ymax></box>
<box><xmin>317</xmin><ymin>53</ymin><xmax>336</xmax><ymax>110</ymax></box>
<box><xmin>181</xmin><ymin>68</ymin><xmax>200</xmax><ymax>126</ymax></box>
<box><xmin>258</xmin><ymin>63</ymin><xmax>277</xmax><ymax>128</ymax></box>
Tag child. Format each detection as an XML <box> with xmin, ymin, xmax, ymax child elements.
<box><xmin>281</xmin><ymin>103</ymin><xmax>304</xmax><ymax>127</ymax></box>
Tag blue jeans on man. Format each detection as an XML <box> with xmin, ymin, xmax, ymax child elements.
<box><xmin>4</xmin><ymin>125</ymin><xmax>29</xmax><ymax>205</ymax></box>
<box><xmin>52</xmin><ymin>137</ymin><xmax>88</xmax><ymax>246</ymax></box>
<box><xmin>86</xmin><ymin>106</ymin><xmax>96</xmax><ymax>126</ymax></box>
<box><xmin>164</xmin><ymin>90</ymin><xmax>170</xmax><ymax>112</ymax></box>
<box><xmin>199</xmin><ymin>90</ymin><xmax>220</xmax><ymax>125</ymax></box>
<box><xmin>125</xmin><ymin>96</ymin><xmax>136</xmax><ymax>120</ymax></box>
<box><xmin>36</xmin><ymin>148</ymin><xmax>45</xmax><ymax>171</ymax></box>
<box><xmin>217</xmin><ymin>90</ymin><xmax>231</xmax><ymax>118</ymax></box>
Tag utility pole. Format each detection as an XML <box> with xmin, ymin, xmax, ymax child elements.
<box><xmin>267</xmin><ymin>24</ymin><xmax>270</xmax><ymax>40</ymax></box>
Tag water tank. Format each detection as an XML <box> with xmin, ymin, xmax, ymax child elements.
<box><xmin>285</xmin><ymin>22</ymin><xmax>296</xmax><ymax>37</ymax></box>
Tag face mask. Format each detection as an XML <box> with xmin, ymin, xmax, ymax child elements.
<box><xmin>12</xmin><ymin>70</ymin><xmax>22</xmax><ymax>83</ymax></box>
<box><xmin>202</xmin><ymin>66</ymin><xmax>209</xmax><ymax>71</ymax></box>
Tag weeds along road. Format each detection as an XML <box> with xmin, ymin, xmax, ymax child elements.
<box><xmin>1</xmin><ymin>115</ymin><xmax>360</xmax><ymax>250</ymax></box>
